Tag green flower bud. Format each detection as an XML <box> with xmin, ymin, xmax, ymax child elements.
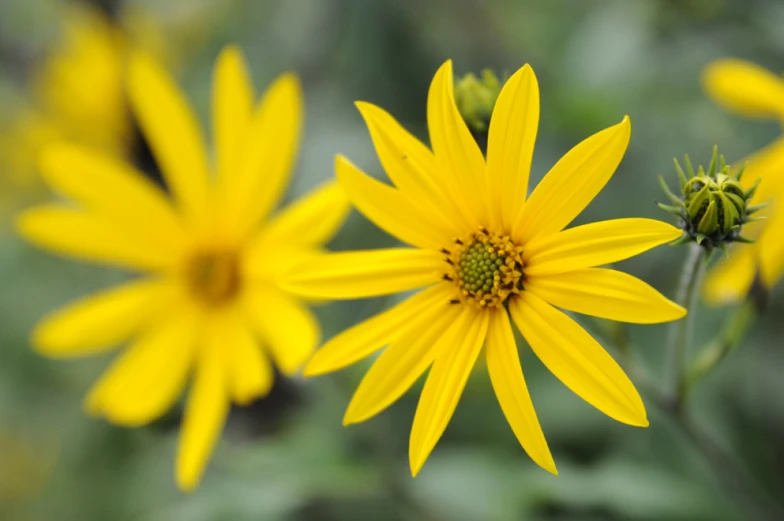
<box><xmin>454</xmin><ymin>69</ymin><xmax>502</xmax><ymax>133</ymax></box>
<box><xmin>658</xmin><ymin>146</ymin><xmax>765</xmax><ymax>253</ymax></box>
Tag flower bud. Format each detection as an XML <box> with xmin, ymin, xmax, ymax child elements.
<box><xmin>454</xmin><ymin>69</ymin><xmax>502</xmax><ymax>132</ymax></box>
<box><xmin>658</xmin><ymin>146</ymin><xmax>765</xmax><ymax>252</ymax></box>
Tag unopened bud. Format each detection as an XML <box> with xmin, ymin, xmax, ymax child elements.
<box><xmin>658</xmin><ymin>146</ymin><xmax>765</xmax><ymax>252</ymax></box>
<box><xmin>454</xmin><ymin>69</ymin><xmax>502</xmax><ymax>133</ymax></box>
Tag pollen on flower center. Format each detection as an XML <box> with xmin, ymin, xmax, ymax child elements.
<box><xmin>442</xmin><ymin>228</ymin><xmax>525</xmax><ymax>308</ymax></box>
<box><xmin>186</xmin><ymin>250</ymin><xmax>241</xmax><ymax>306</ymax></box>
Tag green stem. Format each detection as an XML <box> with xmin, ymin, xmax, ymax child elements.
<box><xmin>685</xmin><ymin>301</ymin><xmax>756</xmax><ymax>395</ymax></box>
<box><xmin>609</xmin><ymin>348</ymin><xmax>783</xmax><ymax>521</ymax></box>
<box><xmin>660</xmin><ymin>400</ymin><xmax>783</xmax><ymax>521</ymax></box>
<box><xmin>665</xmin><ymin>243</ymin><xmax>706</xmax><ymax>407</ymax></box>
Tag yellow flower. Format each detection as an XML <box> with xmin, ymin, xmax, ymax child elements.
<box><xmin>701</xmin><ymin>59</ymin><xmax>784</xmax><ymax>304</ymax></box>
<box><xmin>282</xmin><ymin>61</ymin><xmax>686</xmax><ymax>476</ymax></box>
<box><xmin>0</xmin><ymin>3</ymin><xmax>170</xmax><ymax>204</ymax></box>
<box><xmin>16</xmin><ymin>46</ymin><xmax>350</xmax><ymax>491</ymax></box>
<box><xmin>0</xmin><ymin>5</ymin><xmax>131</xmax><ymax>189</ymax></box>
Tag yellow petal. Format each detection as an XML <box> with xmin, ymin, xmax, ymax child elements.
<box><xmin>485</xmin><ymin>308</ymin><xmax>556</xmax><ymax>474</ymax></box>
<box><xmin>739</xmin><ymin>137</ymin><xmax>784</xmax><ymax>204</ymax></box>
<box><xmin>85</xmin><ymin>310</ymin><xmax>199</xmax><ymax>426</ymax></box>
<box><xmin>243</xmin><ymin>246</ymin><xmax>319</xmax><ymax>282</ymax></box>
<box><xmin>280</xmin><ymin>248</ymin><xmax>443</xmax><ymax>300</ymax></box>
<box><xmin>524</xmin><ymin>218</ymin><xmax>682</xmax><ymax>277</ymax></box>
<box><xmin>128</xmin><ymin>51</ymin><xmax>210</xmax><ymax>219</ymax></box>
<box><xmin>304</xmin><ymin>284</ymin><xmax>455</xmax><ymax>376</ymax></box>
<box><xmin>257</xmin><ymin>181</ymin><xmax>350</xmax><ymax>248</ymax></box>
<box><xmin>703</xmin><ymin>246</ymin><xmax>756</xmax><ymax>305</ymax></box>
<box><xmin>33</xmin><ymin>278</ymin><xmax>178</xmax><ymax>357</ymax></box>
<box><xmin>343</xmin><ymin>299</ymin><xmax>463</xmax><ymax>425</ymax></box>
<box><xmin>230</xmin><ymin>73</ymin><xmax>303</xmax><ymax>237</ymax></box>
<box><xmin>354</xmin><ymin>101</ymin><xmax>468</xmax><ymax>233</ymax></box>
<box><xmin>176</xmin><ymin>338</ymin><xmax>229</xmax><ymax>492</ymax></box>
<box><xmin>486</xmin><ymin>64</ymin><xmax>539</xmax><ymax>231</ymax></box>
<box><xmin>213</xmin><ymin>45</ymin><xmax>254</xmax><ymax>187</ymax></box>
<box><xmin>39</xmin><ymin>144</ymin><xmax>185</xmax><ymax>252</ymax></box>
<box><xmin>336</xmin><ymin>155</ymin><xmax>451</xmax><ymax>250</ymax></box>
<box><xmin>409</xmin><ymin>307</ymin><xmax>489</xmax><ymax>476</ymax></box>
<box><xmin>510</xmin><ymin>292</ymin><xmax>647</xmax><ymax>427</ymax></box>
<box><xmin>219</xmin><ymin>313</ymin><xmax>273</xmax><ymax>405</ymax></box>
<box><xmin>427</xmin><ymin>60</ymin><xmax>486</xmax><ymax>226</ymax></box>
<box><xmin>760</xmin><ymin>209</ymin><xmax>784</xmax><ymax>289</ymax></box>
<box><xmin>17</xmin><ymin>206</ymin><xmax>177</xmax><ymax>271</ymax></box>
<box><xmin>244</xmin><ymin>286</ymin><xmax>320</xmax><ymax>375</ymax></box>
<box><xmin>702</xmin><ymin>59</ymin><xmax>784</xmax><ymax>119</ymax></box>
<box><xmin>515</xmin><ymin>117</ymin><xmax>631</xmax><ymax>243</ymax></box>
<box><xmin>526</xmin><ymin>268</ymin><xmax>686</xmax><ymax>324</ymax></box>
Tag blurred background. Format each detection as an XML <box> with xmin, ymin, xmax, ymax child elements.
<box><xmin>1</xmin><ymin>0</ymin><xmax>784</xmax><ymax>520</ymax></box>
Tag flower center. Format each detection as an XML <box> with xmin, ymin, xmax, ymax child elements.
<box><xmin>186</xmin><ymin>250</ymin><xmax>241</xmax><ymax>306</ymax></box>
<box><xmin>442</xmin><ymin>227</ymin><xmax>525</xmax><ymax>308</ymax></box>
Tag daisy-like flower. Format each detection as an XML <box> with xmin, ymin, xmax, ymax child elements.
<box><xmin>1</xmin><ymin>4</ymin><xmax>133</xmax><ymax>191</ymax></box>
<box><xmin>282</xmin><ymin>61</ymin><xmax>686</xmax><ymax>475</ymax></box>
<box><xmin>16</xmin><ymin>46</ymin><xmax>350</xmax><ymax>490</ymax></box>
<box><xmin>701</xmin><ymin>59</ymin><xmax>784</xmax><ymax>303</ymax></box>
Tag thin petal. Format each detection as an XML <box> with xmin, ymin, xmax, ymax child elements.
<box><xmin>486</xmin><ymin>64</ymin><xmax>539</xmax><ymax>230</ymax></box>
<box><xmin>485</xmin><ymin>308</ymin><xmax>556</xmax><ymax>474</ymax></box>
<box><xmin>176</xmin><ymin>338</ymin><xmax>229</xmax><ymax>492</ymax></box>
<box><xmin>427</xmin><ymin>60</ymin><xmax>485</xmax><ymax>226</ymax></box>
<box><xmin>355</xmin><ymin>101</ymin><xmax>468</xmax><ymax>233</ymax></box>
<box><xmin>33</xmin><ymin>278</ymin><xmax>178</xmax><ymax>357</ymax></box>
<box><xmin>760</xmin><ymin>209</ymin><xmax>784</xmax><ymax>289</ymax></box>
<box><xmin>526</xmin><ymin>268</ymin><xmax>686</xmax><ymax>324</ymax></box>
<box><xmin>128</xmin><ymin>52</ymin><xmax>210</xmax><ymax>218</ymax></box>
<box><xmin>256</xmin><ymin>181</ymin><xmax>350</xmax><ymax>248</ymax></box>
<box><xmin>739</xmin><ymin>137</ymin><xmax>784</xmax><ymax>205</ymax></box>
<box><xmin>304</xmin><ymin>283</ymin><xmax>455</xmax><ymax>376</ymax></box>
<box><xmin>17</xmin><ymin>206</ymin><xmax>177</xmax><ymax>271</ymax></box>
<box><xmin>216</xmin><ymin>313</ymin><xmax>273</xmax><ymax>405</ymax></box>
<box><xmin>510</xmin><ymin>292</ymin><xmax>647</xmax><ymax>427</ymax></box>
<box><xmin>243</xmin><ymin>246</ymin><xmax>319</xmax><ymax>283</ymax></box>
<box><xmin>244</xmin><ymin>286</ymin><xmax>319</xmax><ymax>375</ymax></box>
<box><xmin>280</xmin><ymin>249</ymin><xmax>443</xmax><ymax>300</ymax></box>
<box><xmin>39</xmin><ymin>144</ymin><xmax>185</xmax><ymax>252</ymax></box>
<box><xmin>229</xmin><ymin>73</ymin><xmax>303</xmax><ymax>237</ymax></box>
<box><xmin>702</xmin><ymin>59</ymin><xmax>784</xmax><ymax>119</ymax></box>
<box><xmin>213</xmin><ymin>45</ymin><xmax>254</xmax><ymax>185</ymax></box>
<box><xmin>85</xmin><ymin>309</ymin><xmax>199</xmax><ymax>426</ymax></box>
<box><xmin>409</xmin><ymin>307</ymin><xmax>489</xmax><ymax>476</ymax></box>
<box><xmin>515</xmin><ymin>117</ymin><xmax>631</xmax><ymax>243</ymax></box>
<box><xmin>343</xmin><ymin>300</ymin><xmax>463</xmax><ymax>425</ymax></box>
<box><xmin>524</xmin><ymin>218</ymin><xmax>682</xmax><ymax>277</ymax></box>
<box><xmin>336</xmin><ymin>155</ymin><xmax>451</xmax><ymax>250</ymax></box>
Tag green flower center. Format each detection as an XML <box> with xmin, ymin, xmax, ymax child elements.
<box><xmin>186</xmin><ymin>250</ymin><xmax>241</xmax><ymax>306</ymax></box>
<box><xmin>443</xmin><ymin>228</ymin><xmax>525</xmax><ymax>308</ymax></box>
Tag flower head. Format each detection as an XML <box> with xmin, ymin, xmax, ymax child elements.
<box><xmin>658</xmin><ymin>146</ymin><xmax>762</xmax><ymax>252</ymax></box>
<box><xmin>0</xmin><ymin>4</ymin><xmax>132</xmax><ymax>191</ymax></box>
<box><xmin>700</xmin><ymin>59</ymin><xmax>784</xmax><ymax>304</ymax></box>
<box><xmin>16</xmin><ymin>46</ymin><xmax>350</xmax><ymax>491</ymax></box>
<box><xmin>283</xmin><ymin>61</ymin><xmax>686</xmax><ymax>476</ymax></box>
<box><xmin>454</xmin><ymin>69</ymin><xmax>503</xmax><ymax>133</ymax></box>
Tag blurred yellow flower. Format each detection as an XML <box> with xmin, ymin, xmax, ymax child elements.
<box><xmin>16</xmin><ymin>46</ymin><xmax>350</xmax><ymax>491</ymax></box>
<box><xmin>701</xmin><ymin>59</ymin><xmax>784</xmax><ymax>304</ymax></box>
<box><xmin>0</xmin><ymin>5</ymin><xmax>132</xmax><ymax>193</ymax></box>
<box><xmin>283</xmin><ymin>61</ymin><xmax>685</xmax><ymax>476</ymax></box>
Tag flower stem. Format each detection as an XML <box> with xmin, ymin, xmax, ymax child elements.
<box><xmin>661</xmin><ymin>400</ymin><xmax>783</xmax><ymax>521</ymax></box>
<box><xmin>684</xmin><ymin>301</ymin><xmax>756</xmax><ymax>395</ymax></box>
<box><xmin>665</xmin><ymin>243</ymin><xmax>706</xmax><ymax>408</ymax></box>
<box><xmin>608</xmin><ymin>344</ymin><xmax>783</xmax><ymax>521</ymax></box>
